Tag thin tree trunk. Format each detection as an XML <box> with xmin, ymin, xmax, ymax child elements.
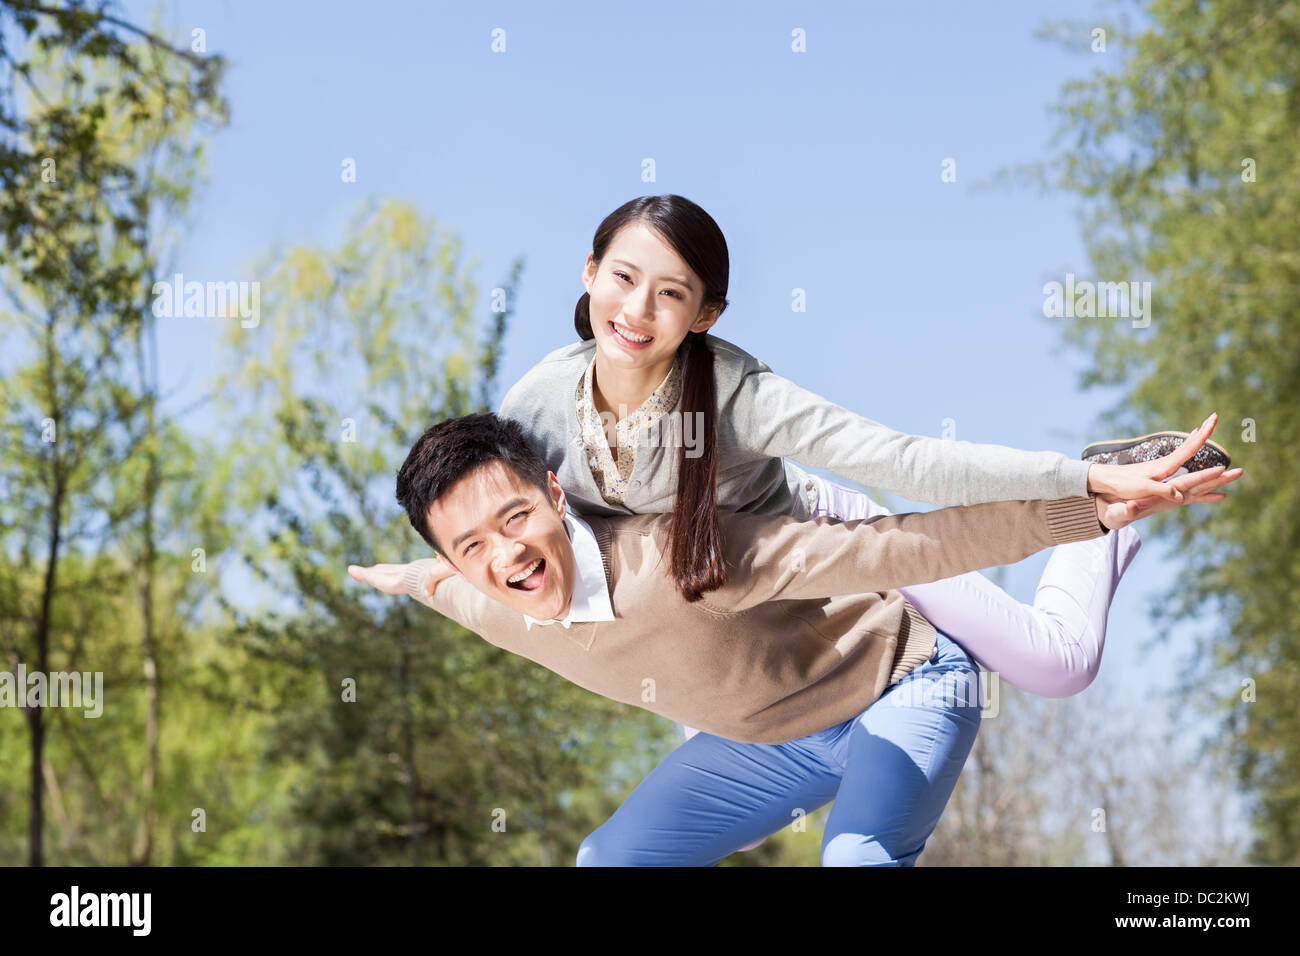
<box><xmin>533</xmin><ymin>747</ymin><xmax>551</xmax><ymax>867</ymax></box>
<box><xmin>1101</xmin><ymin>790</ymin><xmax>1125</xmax><ymax>867</ymax></box>
<box><xmin>130</xmin><ymin>305</ymin><xmax>161</xmax><ymax>867</ymax></box>
<box><xmin>30</xmin><ymin>452</ymin><xmax>64</xmax><ymax>867</ymax></box>
<box><xmin>398</xmin><ymin>630</ymin><xmax>421</xmax><ymax>866</ymax></box>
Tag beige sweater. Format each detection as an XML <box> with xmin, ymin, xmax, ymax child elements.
<box><xmin>401</xmin><ymin>495</ymin><xmax>1104</xmax><ymax>744</ymax></box>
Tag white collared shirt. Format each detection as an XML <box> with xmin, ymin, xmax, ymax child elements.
<box><xmin>521</xmin><ymin>510</ymin><xmax>616</xmax><ymax>631</ymax></box>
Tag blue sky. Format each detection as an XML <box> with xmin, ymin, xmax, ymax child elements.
<box><xmin>115</xmin><ymin>0</ymin><xmax>1248</xmax><ymax>841</ymax></box>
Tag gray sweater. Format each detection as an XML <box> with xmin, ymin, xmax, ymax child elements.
<box><xmin>496</xmin><ymin>332</ymin><xmax>1092</xmax><ymax>520</ymax></box>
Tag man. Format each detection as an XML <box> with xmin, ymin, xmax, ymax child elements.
<box><xmin>349</xmin><ymin>413</ymin><xmax>1236</xmax><ymax>865</ymax></box>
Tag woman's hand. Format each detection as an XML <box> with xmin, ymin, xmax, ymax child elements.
<box><xmin>1086</xmin><ymin>413</ymin><xmax>1221</xmax><ymax>503</ymax></box>
<box><xmin>1094</xmin><ymin>464</ymin><xmax>1243</xmax><ymax>531</ymax></box>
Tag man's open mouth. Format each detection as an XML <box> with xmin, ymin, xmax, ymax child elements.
<box><xmin>505</xmin><ymin>557</ymin><xmax>546</xmax><ymax>591</ymax></box>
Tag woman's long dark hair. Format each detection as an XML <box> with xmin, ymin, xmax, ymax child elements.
<box><xmin>574</xmin><ymin>195</ymin><xmax>730</xmax><ymax>602</ymax></box>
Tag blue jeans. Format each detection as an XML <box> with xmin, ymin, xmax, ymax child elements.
<box><xmin>576</xmin><ymin>631</ymin><xmax>981</xmax><ymax>866</ymax></box>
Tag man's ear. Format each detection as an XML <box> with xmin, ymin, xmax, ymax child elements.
<box><xmin>546</xmin><ymin>471</ymin><xmax>566</xmax><ymax>519</ymax></box>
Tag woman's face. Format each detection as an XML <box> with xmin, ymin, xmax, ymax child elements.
<box><xmin>581</xmin><ymin>221</ymin><xmax>720</xmax><ymax>374</ymax></box>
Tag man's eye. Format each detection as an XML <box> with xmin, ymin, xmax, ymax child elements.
<box><xmin>510</xmin><ymin>511</ymin><xmax>527</xmax><ymax>522</ymax></box>
<box><xmin>463</xmin><ymin>542</ymin><xmax>478</xmax><ymax>555</ymax></box>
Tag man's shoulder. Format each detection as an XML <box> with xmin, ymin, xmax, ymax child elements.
<box><xmin>583</xmin><ymin>511</ymin><xmax>670</xmax><ymax>539</ymax></box>
<box><xmin>587</xmin><ymin>509</ymin><xmax>804</xmax><ymax>540</ymax></box>
<box><xmin>603</xmin><ymin>510</ymin><xmax>811</xmax><ymax>567</ymax></box>
<box><xmin>715</xmin><ymin>508</ymin><xmax>802</xmax><ymax>537</ymax></box>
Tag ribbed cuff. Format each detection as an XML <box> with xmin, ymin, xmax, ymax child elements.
<box><xmin>889</xmin><ymin>600</ymin><xmax>939</xmax><ymax>686</ymax></box>
<box><xmin>402</xmin><ymin>558</ymin><xmax>441</xmax><ymax>600</ymax></box>
<box><xmin>1044</xmin><ymin>496</ymin><xmax>1106</xmax><ymax>543</ymax></box>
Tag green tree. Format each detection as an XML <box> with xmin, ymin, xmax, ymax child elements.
<box><xmin>1032</xmin><ymin>0</ymin><xmax>1299</xmax><ymax>861</ymax></box>
<box><xmin>214</xmin><ymin>199</ymin><xmax>674</xmax><ymax>865</ymax></box>
<box><xmin>0</xmin><ymin>1</ymin><xmax>226</xmax><ymax>865</ymax></box>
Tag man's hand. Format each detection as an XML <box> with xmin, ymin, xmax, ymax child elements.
<box><xmin>1086</xmin><ymin>413</ymin><xmax>1221</xmax><ymax>503</ymax></box>
<box><xmin>348</xmin><ymin>556</ymin><xmax>460</xmax><ymax>598</ymax></box>
<box><xmin>1094</xmin><ymin>464</ymin><xmax>1242</xmax><ymax>531</ymax></box>
<box><xmin>347</xmin><ymin>562</ymin><xmax>415</xmax><ymax>595</ymax></box>
<box><xmin>419</xmin><ymin>554</ymin><xmax>460</xmax><ymax>597</ymax></box>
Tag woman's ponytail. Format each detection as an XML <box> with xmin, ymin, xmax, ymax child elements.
<box><xmin>667</xmin><ymin>331</ymin><xmax>726</xmax><ymax>602</ymax></box>
<box><xmin>574</xmin><ymin>291</ymin><xmax>594</xmax><ymax>341</ymax></box>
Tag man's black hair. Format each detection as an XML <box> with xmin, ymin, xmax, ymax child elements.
<box><xmin>395</xmin><ymin>413</ymin><xmax>552</xmax><ymax>556</ymax></box>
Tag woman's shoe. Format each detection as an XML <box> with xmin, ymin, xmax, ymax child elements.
<box><xmin>1081</xmin><ymin>431</ymin><xmax>1230</xmax><ymax>473</ymax></box>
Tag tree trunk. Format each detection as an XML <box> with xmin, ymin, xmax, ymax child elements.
<box><xmin>398</xmin><ymin>631</ymin><xmax>421</xmax><ymax>866</ymax></box>
<box><xmin>30</xmin><ymin>460</ymin><xmax>65</xmax><ymax>867</ymax></box>
<box><xmin>130</xmin><ymin>311</ymin><xmax>161</xmax><ymax>867</ymax></box>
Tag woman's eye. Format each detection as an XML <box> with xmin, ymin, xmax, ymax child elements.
<box><xmin>614</xmin><ymin>271</ymin><xmax>682</xmax><ymax>299</ymax></box>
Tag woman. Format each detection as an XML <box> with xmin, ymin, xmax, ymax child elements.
<box><xmin>421</xmin><ymin>194</ymin><xmax>1234</xmax><ymax>862</ymax></box>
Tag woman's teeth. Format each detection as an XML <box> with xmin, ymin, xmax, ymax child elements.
<box><xmin>612</xmin><ymin>322</ymin><xmax>653</xmax><ymax>344</ymax></box>
<box><xmin>507</xmin><ymin>558</ymin><xmax>542</xmax><ymax>584</ymax></box>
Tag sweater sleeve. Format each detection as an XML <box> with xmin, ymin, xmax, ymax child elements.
<box><xmin>705</xmin><ymin>496</ymin><xmax>1106</xmax><ymax>613</ymax></box>
<box><xmin>728</xmin><ymin>364</ymin><xmax>1092</xmax><ymax>506</ymax></box>
<box><xmin>400</xmin><ymin>559</ymin><xmax>499</xmax><ymax>637</ymax></box>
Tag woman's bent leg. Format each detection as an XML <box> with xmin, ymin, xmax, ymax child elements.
<box><xmin>809</xmin><ymin>474</ymin><xmax>1141</xmax><ymax>697</ymax></box>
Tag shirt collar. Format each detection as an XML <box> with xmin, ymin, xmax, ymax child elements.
<box><xmin>578</xmin><ymin>349</ymin><xmax>684</xmax><ymax>428</ymax></box>
<box><xmin>522</xmin><ymin>510</ymin><xmax>615</xmax><ymax>630</ymax></box>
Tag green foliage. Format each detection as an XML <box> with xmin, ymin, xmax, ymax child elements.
<box><xmin>0</xmin><ymin>1</ymin><xmax>227</xmax><ymax>865</ymax></box>
<box><xmin>1036</xmin><ymin>0</ymin><xmax>1299</xmax><ymax>862</ymax></box>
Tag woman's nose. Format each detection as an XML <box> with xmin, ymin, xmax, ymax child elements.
<box><xmin>622</xmin><ymin>286</ymin><xmax>653</xmax><ymax>320</ymax></box>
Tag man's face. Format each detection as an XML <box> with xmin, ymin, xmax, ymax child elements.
<box><xmin>427</xmin><ymin>461</ymin><xmax>577</xmax><ymax>622</ymax></box>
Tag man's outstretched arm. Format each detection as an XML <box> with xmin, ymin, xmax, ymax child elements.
<box><xmin>348</xmin><ymin>559</ymin><xmax>494</xmax><ymax>634</ymax></box>
<box><xmin>708</xmin><ymin>464</ymin><xmax>1239</xmax><ymax>613</ymax></box>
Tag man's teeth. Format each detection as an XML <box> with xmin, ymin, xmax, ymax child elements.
<box><xmin>507</xmin><ymin>558</ymin><xmax>542</xmax><ymax>584</ymax></box>
<box><xmin>615</xmin><ymin>324</ymin><xmax>652</xmax><ymax>343</ymax></box>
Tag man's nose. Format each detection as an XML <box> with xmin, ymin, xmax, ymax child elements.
<box><xmin>492</xmin><ymin>537</ymin><xmax>527</xmax><ymax>572</ymax></box>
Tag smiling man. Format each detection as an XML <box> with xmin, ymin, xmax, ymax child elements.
<box><xmin>348</xmin><ymin>412</ymin><xmax>1234</xmax><ymax>866</ymax></box>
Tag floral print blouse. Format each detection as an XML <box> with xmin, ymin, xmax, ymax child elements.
<box><xmin>574</xmin><ymin>349</ymin><xmax>684</xmax><ymax>505</ymax></box>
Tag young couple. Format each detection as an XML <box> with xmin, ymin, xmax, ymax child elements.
<box><xmin>348</xmin><ymin>194</ymin><xmax>1239</xmax><ymax>866</ymax></box>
